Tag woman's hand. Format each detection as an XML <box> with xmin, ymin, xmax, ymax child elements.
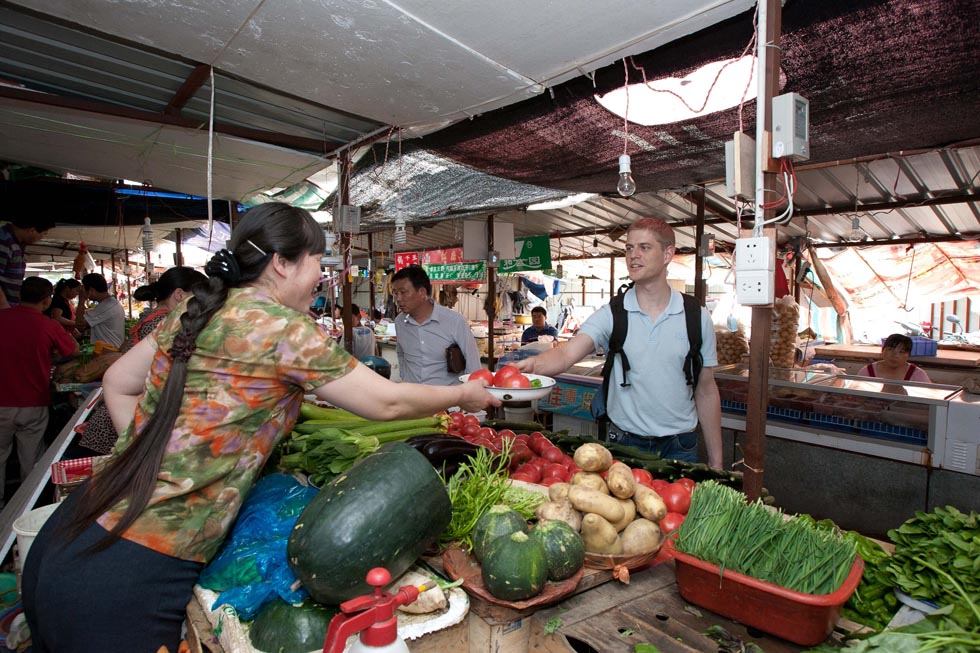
<box><xmin>457</xmin><ymin>379</ymin><xmax>501</xmax><ymax>413</ymax></box>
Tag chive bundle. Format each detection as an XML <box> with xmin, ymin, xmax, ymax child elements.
<box><xmin>676</xmin><ymin>481</ymin><xmax>856</xmax><ymax>595</ymax></box>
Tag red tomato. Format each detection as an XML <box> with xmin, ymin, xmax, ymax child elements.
<box><xmin>497</xmin><ymin>429</ymin><xmax>516</xmax><ymax>441</ymax></box>
<box><xmin>461</xmin><ymin>424</ymin><xmax>480</xmax><ymax>438</ymax></box>
<box><xmin>472</xmin><ymin>437</ymin><xmax>494</xmax><ymax>449</ymax></box>
<box><xmin>510</xmin><ymin>444</ymin><xmax>533</xmax><ymax>465</ymax></box>
<box><xmin>542</xmin><ymin>462</ymin><xmax>567</xmax><ymax>479</ymax></box>
<box><xmin>468</xmin><ymin>368</ymin><xmax>494</xmax><ymax>384</ymax></box>
<box><xmin>497</xmin><ymin>374</ymin><xmax>530</xmax><ymax>389</ymax></box>
<box><xmin>492</xmin><ymin>364</ymin><xmax>522</xmax><ymax>386</ymax></box>
<box><xmin>529</xmin><ymin>431</ymin><xmax>544</xmax><ymax>439</ymax></box>
<box><xmin>675</xmin><ymin>477</ymin><xmax>696</xmax><ymax>493</ymax></box>
<box><xmin>659</xmin><ymin>511</ymin><xmax>686</xmax><ymax>538</ymax></box>
<box><xmin>478</xmin><ymin>427</ymin><xmax>497</xmax><ymax>439</ymax></box>
<box><xmin>509</xmin><ymin>472</ymin><xmax>536</xmax><ymax>483</ymax></box>
<box><xmin>541</xmin><ymin>447</ymin><xmax>565</xmax><ymax>464</ymax></box>
<box><xmin>514</xmin><ymin>434</ymin><xmax>531</xmax><ymax>446</ymax></box>
<box><xmin>631</xmin><ymin>468</ymin><xmax>653</xmax><ymax>486</ymax></box>
<box><xmin>446</xmin><ymin>428</ymin><xmax>461</xmax><ymax>437</ymax></box>
<box><xmin>463</xmin><ymin>414</ymin><xmax>480</xmax><ymax>428</ymax></box>
<box><xmin>514</xmin><ymin>464</ymin><xmax>542</xmax><ymax>483</ymax></box>
<box><xmin>449</xmin><ymin>412</ymin><xmax>465</xmax><ymax>427</ymax></box>
<box><xmin>529</xmin><ymin>435</ymin><xmax>552</xmax><ymax>455</ymax></box>
<box><xmin>540</xmin><ymin>476</ymin><xmax>564</xmax><ymax>487</ymax></box>
<box><xmin>525</xmin><ymin>457</ymin><xmax>547</xmax><ymax>470</ymax></box>
<box><xmin>650</xmin><ymin>479</ymin><xmax>670</xmax><ymax>493</ymax></box>
<box><xmin>660</xmin><ymin>483</ymin><xmax>692</xmax><ymax>514</ymax></box>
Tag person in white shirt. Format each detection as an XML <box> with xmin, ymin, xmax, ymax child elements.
<box><xmin>391</xmin><ymin>266</ymin><xmax>481</xmax><ymax>385</ymax></box>
<box><xmin>76</xmin><ymin>272</ymin><xmax>126</xmax><ymax>349</ymax></box>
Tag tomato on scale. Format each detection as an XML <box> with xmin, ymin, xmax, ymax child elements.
<box><xmin>492</xmin><ymin>364</ymin><xmax>522</xmax><ymax>386</ymax></box>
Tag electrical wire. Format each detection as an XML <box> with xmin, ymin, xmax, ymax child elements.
<box><xmin>622</xmin><ymin>58</ymin><xmax>630</xmax><ymax>156</ymax></box>
<box><xmin>206</xmin><ymin>67</ymin><xmax>215</xmax><ymax>247</ymax></box>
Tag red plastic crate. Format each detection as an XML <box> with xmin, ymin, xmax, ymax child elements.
<box><xmin>673</xmin><ymin>550</ymin><xmax>864</xmax><ymax>646</ymax></box>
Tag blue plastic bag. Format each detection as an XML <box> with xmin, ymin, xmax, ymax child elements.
<box><xmin>198</xmin><ymin>473</ymin><xmax>318</xmax><ymax>619</ymax></box>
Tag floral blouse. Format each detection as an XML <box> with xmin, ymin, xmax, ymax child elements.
<box><xmin>98</xmin><ymin>287</ymin><xmax>357</xmax><ymax>562</ymax></box>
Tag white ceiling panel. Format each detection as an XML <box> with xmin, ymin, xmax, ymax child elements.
<box><xmin>0</xmin><ymin>97</ymin><xmax>327</xmax><ymax>200</ymax></box>
<box><xmin>11</xmin><ymin>0</ymin><xmax>755</xmax><ymax>132</ymax></box>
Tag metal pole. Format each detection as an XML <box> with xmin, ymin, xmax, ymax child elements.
<box><xmin>609</xmin><ymin>255</ymin><xmax>615</xmax><ymax>299</ymax></box>
<box><xmin>487</xmin><ymin>214</ymin><xmax>497</xmax><ymax>372</ymax></box>
<box><xmin>742</xmin><ymin>0</ymin><xmax>782</xmax><ymax>501</ymax></box>
<box><xmin>693</xmin><ymin>186</ymin><xmax>707</xmax><ymax>306</ymax></box>
<box><xmin>368</xmin><ymin>232</ymin><xmax>376</xmax><ymax>318</ymax></box>
<box><xmin>123</xmin><ymin>248</ymin><xmax>132</xmax><ymax>318</ymax></box>
<box><xmin>339</xmin><ymin>151</ymin><xmax>353</xmax><ymax>353</ymax></box>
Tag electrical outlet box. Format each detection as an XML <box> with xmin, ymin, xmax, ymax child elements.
<box><xmin>735</xmin><ymin>236</ymin><xmax>775</xmax><ymax>272</ymax></box>
<box><xmin>736</xmin><ymin>270</ymin><xmax>774</xmax><ymax>305</ymax></box>
<box><xmin>772</xmin><ymin>92</ymin><xmax>810</xmax><ymax>161</ymax></box>
<box><xmin>725</xmin><ymin>131</ymin><xmax>756</xmax><ymax>200</ymax></box>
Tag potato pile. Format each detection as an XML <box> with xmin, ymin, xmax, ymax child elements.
<box><xmin>715</xmin><ymin>327</ymin><xmax>749</xmax><ymax>365</ymax></box>
<box><xmin>534</xmin><ymin>443</ymin><xmax>664</xmax><ymax>556</ymax></box>
<box><xmin>769</xmin><ymin>296</ymin><xmax>800</xmax><ymax>369</ymax></box>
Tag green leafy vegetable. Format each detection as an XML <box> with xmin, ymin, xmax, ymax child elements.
<box><xmin>633</xmin><ymin>644</ymin><xmax>661</xmax><ymax>653</ymax></box>
<box><xmin>440</xmin><ymin>444</ymin><xmax>515</xmax><ymax>551</ymax></box>
<box><xmin>544</xmin><ymin>616</ymin><xmax>563</xmax><ymax>635</ymax></box>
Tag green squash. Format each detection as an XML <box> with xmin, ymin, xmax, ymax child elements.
<box><xmin>472</xmin><ymin>504</ymin><xmax>528</xmax><ymax>562</ymax></box>
<box><xmin>249</xmin><ymin>598</ymin><xmax>335</xmax><ymax>653</ymax></box>
<box><xmin>530</xmin><ymin>520</ymin><xmax>585</xmax><ymax>581</ymax></box>
<box><xmin>481</xmin><ymin>530</ymin><xmax>548</xmax><ymax>601</ymax></box>
<box><xmin>288</xmin><ymin>443</ymin><xmax>451</xmax><ymax>605</ymax></box>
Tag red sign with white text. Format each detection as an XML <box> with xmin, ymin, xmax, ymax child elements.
<box><xmin>394</xmin><ymin>252</ymin><xmax>420</xmax><ymax>271</ymax></box>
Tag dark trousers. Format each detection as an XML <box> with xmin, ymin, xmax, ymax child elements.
<box><xmin>22</xmin><ymin>491</ymin><xmax>203</xmax><ymax>653</ymax></box>
<box><xmin>606</xmin><ymin>426</ymin><xmax>700</xmax><ymax>463</ymax></box>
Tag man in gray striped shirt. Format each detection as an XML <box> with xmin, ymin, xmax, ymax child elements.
<box><xmin>392</xmin><ymin>265</ymin><xmax>481</xmax><ymax>386</ymax></box>
<box><xmin>0</xmin><ymin>217</ymin><xmax>54</xmax><ymax>309</ymax></box>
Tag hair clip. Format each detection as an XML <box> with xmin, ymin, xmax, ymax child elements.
<box><xmin>246</xmin><ymin>240</ymin><xmax>268</xmax><ymax>257</ymax></box>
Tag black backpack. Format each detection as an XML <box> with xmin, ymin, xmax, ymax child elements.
<box><xmin>591</xmin><ymin>284</ymin><xmax>704</xmax><ymax>424</ymax></box>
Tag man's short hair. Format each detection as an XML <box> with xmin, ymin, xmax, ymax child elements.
<box><xmin>391</xmin><ymin>265</ymin><xmax>432</xmax><ymax>296</ymax></box>
<box><xmin>882</xmin><ymin>333</ymin><xmax>913</xmax><ymax>353</ymax></box>
<box><xmin>81</xmin><ymin>272</ymin><xmax>109</xmax><ymax>293</ymax></box>
<box><xmin>531</xmin><ymin>306</ymin><xmax>548</xmax><ymax>318</ymax></box>
<box><xmin>629</xmin><ymin>217</ymin><xmax>675</xmax><ymax>248</ymax></box>
<box><xmin>20</xmin><ymin>276</ymin><xmax>53</xmax><ymax>303</ymax></box>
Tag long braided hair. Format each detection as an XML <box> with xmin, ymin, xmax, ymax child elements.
<box><xmin>60</xmin><ymin>203</ymin><xmax>325</xmax><ymax>549</ymax></box>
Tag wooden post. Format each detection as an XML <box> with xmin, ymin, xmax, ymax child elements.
<box><xmin>693</xmin><ymin>186</ymin><xmax>707</xmax><ymax>306</ymax></box>
<box><xmin>228</xmin><ymin>200</ymin><xmax>238</xmax><ymax>230</ymax></box>
<box><xmin>793</xmin><ymin>257</ymin><xmax>801</xmax><ymax>303</ymax></box>
<box><xmin>487</xmin><ymin>214</ymin><xmax>497</xmax><ymax>372</ymax></box>
<box><xmin>742</xmin><ymin>0</ymin><xmax>782</xmax><ymax>501</ymax></box>
<box><xmin>175</xmin><ymin>227</ymin><xmax>184</xmax><ymax>266</ymax></box>
<box><xmin>339</xmin><ymin>151</ymin><xmax>354</xmax><ymax>353</ymax></box>
<box><xmin>368</xmin><ymin>232</ymin><xmax>376</xmax><ymax>318</ymax></box>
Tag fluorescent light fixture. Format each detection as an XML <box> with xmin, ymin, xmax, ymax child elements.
<box><xmin>595</xmin><ymin>55</ymin><xmax>759</xmax><ymax>126</ymax></box>
<box><xmin>527</xmin><ymin>193</ymin><xmax>598</xmax><ymax>211</ymax></box>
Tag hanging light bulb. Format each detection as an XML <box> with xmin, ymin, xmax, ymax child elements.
<box><xmin>393</xmin><ymin>215</ymin><xmax>407</xmax><ymax>244</ymax></box>
<box><xmin>589</xmin><ymin>236</ymin><xmax>602</xmax><ymax>257</ymax></box>
<box><xmin>847</xmin><ymin>217</ymin><xmax>865</xmax><ymax>242</ymax></box>
<box><xmin>617</xmin><ymin>154</ymin><xmax>636</xmax><ymax>197</ymax></box>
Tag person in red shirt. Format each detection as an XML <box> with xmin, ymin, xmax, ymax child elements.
<box><xmin>0</xmin><ymin>276</ymin><xmax>78</xmax><ymax>500</ymax></box>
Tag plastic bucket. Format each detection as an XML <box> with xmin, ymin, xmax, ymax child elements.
<box><xmin>12</xmin><ymin>503</ymin><xmax>59</xmax><ymax>571</ymax></box>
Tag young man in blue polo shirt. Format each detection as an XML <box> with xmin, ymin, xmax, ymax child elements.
<box><xmin>517</xmin><ymin>217</ymin><xmax>722</xmax><ymax>468</ymax></box>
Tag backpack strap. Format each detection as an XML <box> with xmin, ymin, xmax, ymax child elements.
<box><xmin>681</xmin><ymin>293</ymin><xmax>704</xmax><ymax>394</ymax></box>
<box><xmin>596</xmin><ymin>284</ymin><xmax>633</xmax><ymax>423</ymax></box>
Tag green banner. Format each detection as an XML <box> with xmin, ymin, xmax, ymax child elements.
<box><xmin>423</xmin><ymin>261</ymin><xmax>486</xmax><ymax>282</ymax></box>
<box><xmin>499</xmin><ymin>235</ymin><xmax>552</xmax><ymax>274</ymax></box>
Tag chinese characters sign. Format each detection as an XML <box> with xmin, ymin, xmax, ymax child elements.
<box><xmin>499</xmin><ymin>235</ymin><xmax>552</xmax><ymax>274</ymax></box>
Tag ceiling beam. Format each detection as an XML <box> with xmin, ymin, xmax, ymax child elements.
<box><xmin>810</xmin><ymin>233</ymin><xmax>979</xmax><ymax>248</ymax></box>
<box><xmin>793</xmin><ymin>191</ymin><xmax>980</xmax><ymax>218</ymax></box>
<box><xmin>0</xmin><ymin>86</ymin><xmax>332</xmax><ymax>153</ymax></box>
<box><xmin>163</xmin><ymin>63</ymin><xmax>212</xmax><ymax>116</ymax></box>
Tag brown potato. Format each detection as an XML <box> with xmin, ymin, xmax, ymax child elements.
<box><xmin>633</xmin><ymin>484</ymin><xmax>667</xmax><ymax>522</ymax></box>
<box><xmin>621</xmin><ymin>518</ymin><xmax>663</xmax><ymax>555</ymax></box>
<box><xmin>605</xmin><ymin>461</ymin><xmax>636</xmax><ymax>499</ymax></box>
<box><xmin>580</xmin><ymin>513</ymin><xmax>622</xmax><ymax>554</ymax></box>
<box><xmin>573</xmin><ymin>443</ymin><xmax>613</xmax><ymax>472</ymax></box>
<box><xmin>535</xmin><ymin>499</ymin><xmax>582</xmax><ymax>532</ymax></box>
<box><xmin>609</xmin><ymin>498</ymin><xmax>636</xmax><ymax>532</ymax></box>
<box><xmin>568</xmin><ymin>485</ymin><xmax>625</xmax><ymax>523</ymax></box>
<box><xmin>571</xmin><ymin>471</ymin><xmax>609</xmax><ymax>494</ymax></box>
<box><xmin>548</xmin><ymin>482</ymin><xmax>571</xmax><ymax>502</ymax></box>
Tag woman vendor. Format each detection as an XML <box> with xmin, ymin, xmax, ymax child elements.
<box><xmin>44</xmin><ymin>278</ymin><xmax>81</xmax><ymax>334</ymax></box>
<box><xmin>857</xmin><ymin>334</ymin><xmax>932</xmax><ymax>382</ymax></box>
<box><xmin>22</xmin><ymin>203</ymin><xmax>499</xmax><ymax>652</ymax></box>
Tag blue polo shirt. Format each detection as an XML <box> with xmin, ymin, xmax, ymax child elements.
<box><xmin>580</xmin><ymin>289</ymin><xmax>717</xmax><ymax>437</ymax></box>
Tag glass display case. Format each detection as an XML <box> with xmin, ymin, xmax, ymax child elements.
<box><xmin>715</xmin><ymin>364</ymin><xmax>967</xmax><ymax>467</ymax></box>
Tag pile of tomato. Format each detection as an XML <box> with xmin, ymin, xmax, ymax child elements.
<box><xmin>468</xmin><ymin>364</ymin><xmax>532</xmax><ymax>389</ymax></box>
<box><xmin>446</xmin><ymin>412</ymin><xmax>694</xmax><ymax>542</ymax></box>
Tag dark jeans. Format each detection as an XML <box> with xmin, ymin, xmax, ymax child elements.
<box><xmin>606</xmin><ymin>425</ymin><xmax>700</xmax><ymax>463</ymax></box>
<box><xmin>22</xmin><ymin>491</ymin><xmax>203</xmax><ymax>653</ymax></box>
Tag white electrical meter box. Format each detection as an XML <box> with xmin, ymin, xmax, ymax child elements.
<box><xmin>771</xmin><ymin>93</ymin><xmax>809</xmax><ymax>161</ymax></box>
